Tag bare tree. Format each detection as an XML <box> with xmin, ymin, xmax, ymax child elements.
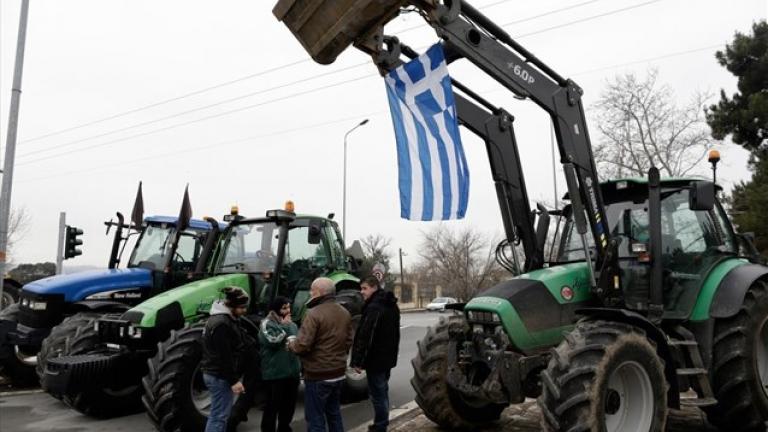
<box><xmin>7</xmin><ymin>207</ymin><xmax>31</xmax><ymax>263</ymax></box>
<box><xmin>417</xmin><ymin>225</ymin><xmax>505</xmax><ymax>301</ymax></box>
<box><xmin>592</xmin><ymin>69</ymin><xmax>714</xmax><ymax>178</ymax></box>
<box><xmin>358</xmin><ymin>233</ymin><xmax>395</xmax><ymax>286</ymax></box>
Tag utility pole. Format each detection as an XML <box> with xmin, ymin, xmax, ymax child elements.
<box><xmin>399</xmin><ymin>247</ymin><xmax>406</xmax><ymax>287</ymax></box>
<box><xmin>342</xmin><ymin>119</ymin><xmax>369</xmax><ymax>241</ymax></box>
<box><xmin>56</xmin><ymin>212</ymin><xmax>66</xmax><ymax>274</ymax></box>
<box><xmin>0</xmin><ymin>0</ymin><xmax>31</xmax><ymax>303</ymax></box>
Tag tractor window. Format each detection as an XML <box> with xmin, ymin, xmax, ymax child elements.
<box><xmin>664</xmin><ymin>194</ymin><xmax>708</xmax><ymax>254</ymax></box>
<box><xmin>216</xmin><ymin>222</ymin><xmax>280</xmax><ymax>273</ymax></box>
<box><xmin>129</xmin><ymin>224</ymin><xmax>175</xmax><ymax>269</ymax></box>
<box><xmin>713</xmin><ymin>202</ymin><xmax>737</xmax><ymax>253</ymax></box>
<box><xmin>324</xmin><ymin>223</ymin><xmax>347</xmax><ymax>270</ymax></box>
<box><xmin>279</xmin><ymin>224</ymin><xmax>330</xmax><ymax>299</ymax></box>
<box><xmin>284</xmin><ymin>226</ymin><xmax>328</xmax><ymax>268</ymax></box>
<box><xmin>174</xmin><ymin>231</ymin><xmax>205</xmax><ymax>264</ymax></box>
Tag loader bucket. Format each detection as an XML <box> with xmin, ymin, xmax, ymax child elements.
<box><xmin>273</xmin><ymin>0</ymin><xmax>406</xmax><ymax>64</ymax></box>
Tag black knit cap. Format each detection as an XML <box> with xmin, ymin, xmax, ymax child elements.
<box><xmin>269</xmin><ymin>296</ymin><xmax>291</xmax><ymax>314</ymax></box>
<box><xmin>222</xmin><ymin>286</ymin><xmax>249</xmax><ymax>308</ymax></box>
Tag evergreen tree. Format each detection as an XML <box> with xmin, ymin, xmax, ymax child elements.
<box><xmin>706</xmin><ymin>21</ymin><xmax>768</xmax><ymax>156</ymax></box>
<box><xmin>708</xmin><ymin>21</ymin><xmax>768</xmax><ymax>257</ymax></box>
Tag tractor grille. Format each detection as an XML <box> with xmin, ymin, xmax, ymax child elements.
<box><xmin>17</xmin><ymin>292</ymin><xmax>65</xmax><ymax>329</ymax></box>
<box><xmin>466</xmin><ymin>310</ymin><xmax>501</xmax><ymax>324</ymax></box>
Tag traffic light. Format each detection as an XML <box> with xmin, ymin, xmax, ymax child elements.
<box><xmin>64</xmin><ymin>226</ymin><xmax>83</xmax><ymax>259</ymax></box>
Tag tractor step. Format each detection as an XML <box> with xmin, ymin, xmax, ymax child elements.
<box><xmin>676</xmin><ymin>367</ymin><xmax>708</xmax><ymax>376</ymax></box>
<box><xmin>680</xmin><ymin>397</ymin><xmax>718</xmax><ymax>407</ymax></box>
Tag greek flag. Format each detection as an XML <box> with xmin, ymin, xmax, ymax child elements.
<box><xmin>385</xmin><ymin>43</ymin><xmax>470</xmax><ymax>221</ymax></box>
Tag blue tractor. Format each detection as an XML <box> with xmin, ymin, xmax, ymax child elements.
<box><xmin>0</xmin><ymin>213</ymin><xmax>224</xmax><ymax>386</ymax></box>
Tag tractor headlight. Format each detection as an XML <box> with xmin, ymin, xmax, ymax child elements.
<box><xmin>491</xmin><ymin>313</ymin><xmax>501</xmax><ymax>323</ymax></box>
<box><xmin>127</xmin><ymin>324</ymin><xmax>142</xmax><ymax>339</ymax></box>
<box><xmin>28</xmin><ymin>300</ymin><xmax>47</xmax><ymax>310</ymax></box>
<box><xmin>466</xmin><ymin>311</ymin><xmax>475</xmax><ymax>320</ymax></box>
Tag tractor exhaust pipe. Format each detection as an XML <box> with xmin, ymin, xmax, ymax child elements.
<box><xmin>107</xmin><ymin>212</ymin><xmax>125</xmax><ymax>269</ymax></box>
<box><xmin>647</xmin><ymin>167</ymin><xmax>663</xmax><ymax>322</ymax></box>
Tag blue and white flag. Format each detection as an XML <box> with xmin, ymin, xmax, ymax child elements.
<box><xmin>385</xmin><ymin>43</ymin><xmax>470</xmax><ymax>221</ymax></box>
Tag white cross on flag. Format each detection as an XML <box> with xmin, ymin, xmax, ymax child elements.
<box><xmin>384</xmin><ymin>43</ymin><xmax>470</xmax><ymax>221</ymax></box>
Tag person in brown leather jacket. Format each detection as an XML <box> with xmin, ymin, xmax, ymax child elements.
<box><xmin>287</xmin><ymin>277</ymin><xmax>353</xmax><ymax>432</ymax></box>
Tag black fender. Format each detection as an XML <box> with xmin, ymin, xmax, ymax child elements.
<box><xmin>710</xmin><ymin>263</ymin><xmax>768</xmax><ymax>318</ymax></box>
<box><xmin>576</xmin><ymin>307</ymin><xmax>680</xmax><ymax>409</ymax></box>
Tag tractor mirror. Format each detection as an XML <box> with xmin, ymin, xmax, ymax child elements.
<box><xmin>308</xmin><ymin>220</ymin><xmax>323</xmax><ymax>245</ymax></box>
<box><xmin>689</xmin><ymin>181</ymin><xmax>715</xmax><ymax>211</ymax></box>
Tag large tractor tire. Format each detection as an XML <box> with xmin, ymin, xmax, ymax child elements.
<box><xmin>0</xmin><ymin>304</ymin><xmax>47</xmax><ymax>387</ymax></box>
<box><xmin>60</xmin><ymin>313</ymin><xmax>144</xmax><ymax>417</ymax></box>
<box><xmin>36</xmin><ymin>312</ymin><xmax>101</xmax><ymax>390</ymax></box>
<box><xmin>410</xmin><ymin>315</ymin><xmax>506</xmax><ymax>429</ymax></box>
<box><xmin>143</xmin><ymin>323</ymin><xmax>210</xmax><ymax>432</ymax></box>
<box><xmin>539</xmin><ymin>320</ymin><xmax>668</xmax><ymax>432</ymax></box>
<box><xmin>705</xmin><ymin>279</ymin><xmax>768</xmax><ymax>431</ymax></box>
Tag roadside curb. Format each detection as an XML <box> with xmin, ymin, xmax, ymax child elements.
<box><xmin>349</xmin><ymin>401</ymin><xmax>420</xmax><ymax>432</ymax></box>
<box><xmin>400</xmin><ymin>308</ymin><xmax>426</xmax><ymax>314</ymax></box>
<box><xmin>0</xmin><ymin>388</ymin><xmax>43</xmax><ymax>397</ymax></box>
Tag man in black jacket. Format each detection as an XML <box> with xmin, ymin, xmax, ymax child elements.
<box><xmin>201</xmin><ymin>287</ymin><xmax>249</xmax><ymax>432</ymax></box>
<box><xmin>351</xmin><ymin>276</ymin><xmax>401</xmax><ymax>432</ymax></box>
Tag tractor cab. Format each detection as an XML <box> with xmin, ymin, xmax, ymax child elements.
<box><xmin>127</xmin><ymin>216</ymin><xmax>223</xmax><ymax>292</ymax></box>
<box><xmin>557</xmin><ymin>178</ymin><xmax>741</xmax><ymax>319</ymax></box>
<box><xmin>212</xmin><ymin>204</ymin><xmax>359</xmax><ymax>320</ymax></box>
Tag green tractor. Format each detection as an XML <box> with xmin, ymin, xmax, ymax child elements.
<box><xmin>43</xmin><ymin>205</ymin><xmax>366</xmax><ymax>428</ymax></box>
<box><xmin>270</xmin><ymin>0</ymin><xmax>768</xmax><ymax>430</ymax></box>
<box><xmin>415</xmin><ymin>177</ymin><xmax>768</xmax><ymax>431</ymax></box>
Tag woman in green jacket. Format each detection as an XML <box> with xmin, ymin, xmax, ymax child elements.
<box><xmin>259</xmin><ymin>296</ymin><xmax>301</xmax><ymax>432</ymax></box>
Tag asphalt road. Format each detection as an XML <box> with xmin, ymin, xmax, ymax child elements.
<box><xmin>0</xmin><ymin>311</ymin><xmax>444</xmax><ymax>432</ymax></box>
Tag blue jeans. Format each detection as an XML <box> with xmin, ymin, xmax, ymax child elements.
<box><xmin>304</xmin><ymin>379</ymin><xmax>344</xmax><ymax>432</ymax></box>
<box><xmin>203</xmin><ymin>374</ymin><xmax>234</xmax><ymax>432</ymax></box>
<box><xmin>366</xmin><ymin>370</ymin><xmax>391</xmax><ymax>431</ymax></box>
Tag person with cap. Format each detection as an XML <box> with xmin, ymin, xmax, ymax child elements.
<box><xmin>259</xmin><ymin>296</ymin><xmax>301</xmax><ymax>432</ymax></box>
<box><xmin>351</xmin><ymin>275</ymin><xmax>400</xmax><ymax>432</ymax></box>
<box><xmin>287</xmin><ymin>277</ymin><xmax>353</xmax><ymax>432</ymax></box>
<box><xmin>201</xmin><ymin>286</ymin><xmax>250</xmax><ymax>432</ymax></box>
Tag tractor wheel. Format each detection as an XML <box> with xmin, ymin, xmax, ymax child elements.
<box><xmin>0</xmin><ymin>304</ymin><xmax>38</xmax><ymax>387</ymax></box>
<box><xmin>410</xmin><ymin>315</ymin><xmax>506</xmax><ymax>429</ymax></box>
<box><xmin>0</xmin><ymin>282</ymin><xmax>20</xmax><ymax>310</ymax></box>
<box><xmin>705</xmin><ymin>279</ymin><xmax>768</xmax><ymax>431</ymax></box>
<box><xmin>61</xmin><ymin>314</ymin><xmax>144</xmax><ymax>417</ymax></box>
<box><xmin>143</xmin><ymin>323</ymin><xmax>210</xmax><ymax>432</ymax></box>
<box><xmin>36</xmin><ymin>312</ymin><xmax>101</xmax><ymax>392</ymax></box>
<box><xmin>539</xmin><ymin>320</ymin><xmax>668</xmax><ymax>432</ymax></box>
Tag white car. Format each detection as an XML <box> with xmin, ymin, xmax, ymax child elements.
<box><xmin>426</xmin><ymin>297</ymin><xmax>458</xmax><ymax>312</ymax></box>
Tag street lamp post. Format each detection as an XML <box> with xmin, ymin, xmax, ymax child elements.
<box><xmin>343</xmin><ymin>119</ymin><xmax>369</xmax><ymax>240</ymax></box>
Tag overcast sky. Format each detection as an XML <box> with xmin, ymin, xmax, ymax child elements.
<box><xmin>0</xmin><ymin>0</ymin><xmax>765</xmax><ymax>271</ymax></box>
